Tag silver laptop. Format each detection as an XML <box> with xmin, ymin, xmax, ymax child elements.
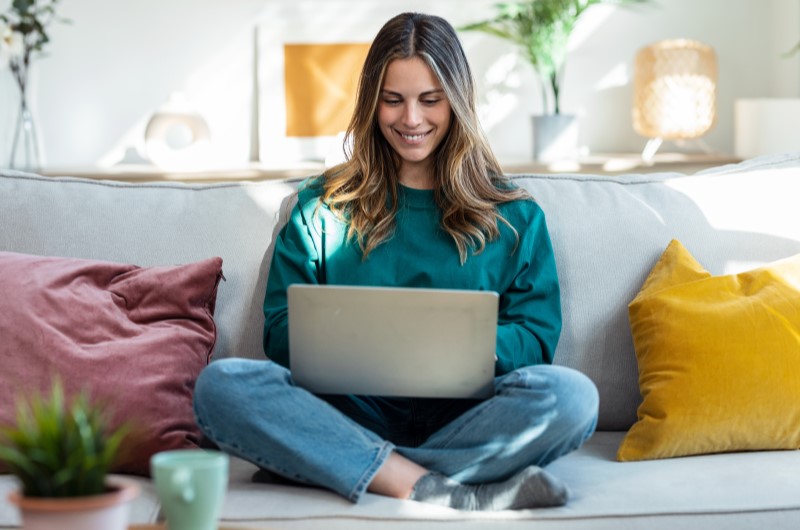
<box><xmin>287</xmin><ymin>284</ymin><xmax>498</xmax><ymax>398</ymax></box>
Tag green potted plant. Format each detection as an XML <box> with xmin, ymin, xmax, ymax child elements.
<box><xmin>0</xmin><ymin>380</ymin><xmax>139</xmax><ymax>530</ymax></box>
<box><xmin>461</xmin><ymin>0</ymin><xmax>650</xmax><ymax>162</ymax></box>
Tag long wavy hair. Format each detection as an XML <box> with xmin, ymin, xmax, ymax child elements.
<box><xmin>320</xmin><ymin>12</ymin><xmax>530</xmax><ymax>264</ymax></box>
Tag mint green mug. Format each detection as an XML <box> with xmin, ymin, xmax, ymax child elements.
<box><xmin>151</xmin><ymin>449</ymin><xmax>229</xmax><ymax>530</ymax></box>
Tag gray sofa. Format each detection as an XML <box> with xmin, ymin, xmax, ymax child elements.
<box><xmin>2</xmin><ymin>152</ymin><xmax>800</xmax><ymax>529</ymax></box>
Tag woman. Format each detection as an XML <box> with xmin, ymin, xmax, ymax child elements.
<box><xmin>193</xmin><ymin>12</ymin><xmax>598</xmax><ymax>511</ymax></box>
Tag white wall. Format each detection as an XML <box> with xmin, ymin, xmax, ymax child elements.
<box><xmin>1</xmin><ymin>0</ymin><xmax>797</xmax><ymax>168</ymax></box>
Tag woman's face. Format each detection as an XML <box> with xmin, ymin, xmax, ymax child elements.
<box><xmin>377</xmin><ymin>57</ymin><xmax>452</xmax><ymax>187</ymax></box>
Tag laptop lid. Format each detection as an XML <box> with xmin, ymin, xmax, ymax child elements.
<box><xmin>287</xmin><ymin>284</ymin><xmax>498</xmax><ymax>399</ymax></box>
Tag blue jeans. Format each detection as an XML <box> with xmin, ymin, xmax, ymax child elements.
<box><xmin>193</xmin><ymin>359</ymin><xmax>598</xmax><ymax>503</ymax></box>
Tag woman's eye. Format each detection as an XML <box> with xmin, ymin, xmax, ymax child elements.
<box><xmin>422</xmin><ymin>99</ymin><xmax>441</xmax><ymax>106</ymax></box>
<box><xmin>383</xmin><ymin>99</ymin><xmax>402</xmax><ymax>106</ymax></box>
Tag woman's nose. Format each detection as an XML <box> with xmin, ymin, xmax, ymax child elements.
<box><xmin>402</xmin><ymin>102</ymin><xmax>422</xmax><ymax>127</ymax></box>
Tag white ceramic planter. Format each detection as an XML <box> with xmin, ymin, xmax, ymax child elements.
<box><xmin>8</xmin><ymin>479</ymin><xmax>139</xmax><ymax>530</ymax></box>
<box><xmin>532</xmin><ymin>114</ymin><xmax>579</xmax><ymax>163</ymax></box>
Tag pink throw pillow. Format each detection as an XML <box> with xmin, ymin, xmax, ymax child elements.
<box><xmin>0</xmin><ymin>252</ymin><xmax>223</xmax><ymax>476</ymax></box>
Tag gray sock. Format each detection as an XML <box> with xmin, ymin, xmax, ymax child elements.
<box><xmin>409</xmin><ymin>466</ymin><xmax>569</xmax><ymax>511</ymax></box>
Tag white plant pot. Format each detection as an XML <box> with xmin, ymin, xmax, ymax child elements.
<box><xmin>8</xmin><ymin>479</ymin><xmax>139</xmax><ymax>530</ymax></box>
<box><xmin>532</xmin><ymin>114</ymin><xmax>579</xmax><ymax>163</ymax></box>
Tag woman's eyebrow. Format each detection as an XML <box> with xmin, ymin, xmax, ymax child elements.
<box><xmin>380</xmin><ymin>88</ymin><xmax>445</xmax><ymax>97</ymax></box>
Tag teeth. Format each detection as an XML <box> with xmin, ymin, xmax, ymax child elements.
<box><xmin>401</xmin><ymin>132</ymin><xmax>427</xmax><ymax>141</ymax></box>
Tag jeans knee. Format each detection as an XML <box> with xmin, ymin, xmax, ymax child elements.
<box><xmin>502</xmin><ymin>365</ymin><xmax>598</xmax><ymax>439</ymax></box>
<box><xmin>556</xmin><ymin>367</ymin><xmax>599</xmax><ymax>435</ymax></box>
<box><xmin>194</xmin><ymin>359</ymin><xmax>286</xmax><ymax>423</ymax></box>
<box><xmin>195</xmin><ymin>359</ymin><xmax>239</xmax><ymax>407</ymax></box>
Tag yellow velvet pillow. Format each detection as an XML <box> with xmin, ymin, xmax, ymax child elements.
<box><xmin>617</xmin><ymin>239</ymin><xmax>800</xmax><ymax>461</ymax></box>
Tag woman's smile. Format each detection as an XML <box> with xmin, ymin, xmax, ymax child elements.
<box><xmin>395</xmin><ymin>129</ymin><xmax>432</xmax><ymax>144</ymax></box>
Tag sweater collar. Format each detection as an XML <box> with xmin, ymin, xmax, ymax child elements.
<box><xmin>398</xmin><ymin>184</ymin><xmax>436</xmax><ymax>209</ymax></box>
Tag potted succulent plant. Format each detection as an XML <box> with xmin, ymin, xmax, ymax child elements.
<box><xmin>0</xmin><ymin>380</ymin><xmax>139</xmax><ymax>530</ymax></box>
<box><xmin>461</xmin><ymin>0</ymin><xmax>651</xmax><ymax>162</ymax></box>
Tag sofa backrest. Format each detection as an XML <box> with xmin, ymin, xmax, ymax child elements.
<box><xmin>0</xmin><ymin>173</ymin><xmax>301</xmax><ymax>366</ymax></box>
<box><xmin>3</xmin><ymin>152</ymin><xmax>799</xmax><ymax>430</ymax></box>
<box><xmin>512</xmin><ymin>152</ymin><xmax>800</xmax><ymax>428</ymax></box>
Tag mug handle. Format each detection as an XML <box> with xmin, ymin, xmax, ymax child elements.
<box><xmin>172</xmin><ymin>467</ymin><xmax>195</xmax><ymax>503</ymax></box>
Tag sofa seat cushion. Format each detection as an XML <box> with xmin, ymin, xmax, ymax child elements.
<box><xmin>210</xmin><ymin>432</ymin><xmax>800</xmax><ymax>529</ymax></box>
<box><xmin>3</xmin><ymin>433</ymin><xmax>798</xmax><ymax>528</ymax></box>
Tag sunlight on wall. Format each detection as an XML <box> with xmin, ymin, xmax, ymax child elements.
<box><xmin>595</xmin><ymin>63</ymin><xmax>630</xmax><ymax>91</ymax></box>
<box><xmin>478</xmin><ymin>52</ymin><xmax>522</xmax><ymax>131</ymax></box>
<box><xmin>97</xmin><ymin>23</ymin><xmax>254</xmax><ymax>169</ymax></box>
<box><xmin>34</xmin><ymin>0</ymin><xmax>795</xmax><ymax>168</ymax></box>
<box><xmin>93</xmin><ymin>1</ymin><xmax>504</xmax><ymax>169</ymax></box>
<box><xmin>568</xmin><ymin>5</ymin><xmax>616</xmax><ymax>51</ymax></box>
<box><xmin>90</xmin><ymin>0</ymin><xmax>631</xmax><ymax>169</ymax></box>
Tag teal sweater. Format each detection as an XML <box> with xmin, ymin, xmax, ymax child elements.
<box><xmin>263</xmin><ymin>178</ymin><xmax>561</xmax><ymax>375</ymax></box>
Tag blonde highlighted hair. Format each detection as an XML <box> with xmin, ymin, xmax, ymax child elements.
<box><xmin>320</xmin><ymin>12</ymin><xmax>530</xmax><ymax>264</ymax></box>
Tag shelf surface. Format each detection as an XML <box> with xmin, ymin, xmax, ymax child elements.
<box><xmin>38</xmin><ymin>153</ymin><xmax>740</xmax><ymax>183</ymax></box>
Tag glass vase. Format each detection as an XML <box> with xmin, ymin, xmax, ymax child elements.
<box><xmin>9</xmin><ymin>89</ymin><xmax>42</xmax><ymax>173</ymax></box>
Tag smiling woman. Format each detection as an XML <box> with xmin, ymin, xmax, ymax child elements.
<box><xmin>192</xmin><ymin>11</ymin><xmax>599</xmax><ymax>513</ymax></box>
<box><xmin>377</xmin><ymin>57</ymin><xmax>452</xmax><ymax>189</ymax></box>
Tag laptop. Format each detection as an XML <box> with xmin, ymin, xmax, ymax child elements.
<box><xmin>287</xmin><ymin>284</ymin><xmax>498</xmax><ymax>399</ymax></box>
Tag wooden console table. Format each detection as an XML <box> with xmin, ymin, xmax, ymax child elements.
<box><xmin>40</xmin><ymin>153</ymin><xmax>739</xmax><ymax>184</ymax></box>
<box><xmin>128</xmin><ymin>524</ymin><xmax>268</xmax><ymax>530</ymax></box>
<box><xmin>40</xmin><ymin>162</ymin><xmax>326</xmax><ymax>183</ymax></box>
<box><xmin>501</xmin><ymin>152</ymin><xmax>740</xmax><ymax>175</ymax></box>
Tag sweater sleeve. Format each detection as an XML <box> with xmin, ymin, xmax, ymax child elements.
<box><xmin>262</xmin><ymin>189</ymin><xmax>321</xmax><ymax>367</ymax></box>
<box><xmin>494</xmin><ymin>204</ymin><xmax>562</xmax><ymax>375</ymax></box>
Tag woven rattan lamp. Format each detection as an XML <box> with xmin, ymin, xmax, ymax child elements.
<box><xmin>633</xmin><ymin>39</ymin><xmax>717</xmax><ymax>162</ymax></box>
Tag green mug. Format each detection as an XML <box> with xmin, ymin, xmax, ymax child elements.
<box><xmin>151</xmin><ymin>449</ymin><xmax>229</xmax><ymax>530</ymax></box>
